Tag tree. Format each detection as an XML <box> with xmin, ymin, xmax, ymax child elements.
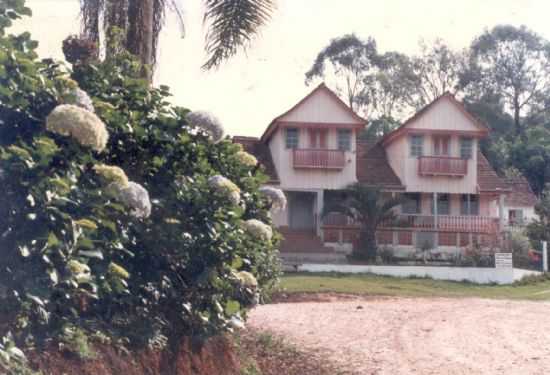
<box><xmin>79</xmin><ymin>0</ymin><xmax>276</xmax><ymax>74</ymax></box>
<box><xmin>407</xmin><ymin>38</ymin><xmax>464</xmax><ymax>109</ymax></box>
<box><xmin>323</xmin><ymin>184</ymin><xmax>402</xmax><ymax>261</ymax></box>
<box><xmin>305</xmin><ymin>34</ymin><xmax>378</xmax><ymax>114</ymax></box>
<box><xmin>463</xmin><ymin>25</ymin><xmax>550</xmax><ymax>136</ymax></box>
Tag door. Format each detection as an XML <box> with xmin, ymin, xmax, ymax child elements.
<box><xmin>289</xmin><ymin>192</ymin><xmax>315</xmax><ymax>231</ymax></box>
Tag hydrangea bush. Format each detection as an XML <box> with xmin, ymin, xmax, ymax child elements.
<box><xmin>0</xmin><ymin>5</ymin><xmax>280</xmax><ymax>373</ymax></box>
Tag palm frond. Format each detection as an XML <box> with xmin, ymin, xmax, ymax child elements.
<box><xmin>202</xmin><ymin>0</ymin><xmax>275</xmax><ymax>70</ymax></box>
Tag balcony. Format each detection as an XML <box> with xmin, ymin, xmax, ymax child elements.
<box><xmin>322</xmin><ymin>213</ymin><xmax>499</xmax><ymax>233</ymax></box>
<box><xmin>293</xmin><ymin>149</ymin><xmax>345</xmax><ymax>170</ymax></box>
<box><xmin>418</xmin><ymin>156</ymin><xmax>467</xmax><ymax>177</ymax></box>
<box><xmin>380</xmin><ymin>214</ymin><xmax>499</xmax><ymax>233</ymax></box>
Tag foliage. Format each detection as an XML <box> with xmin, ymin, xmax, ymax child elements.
<box><xmin>305</xmin><ymin>34</ymin><xmax>378</xmax><ymax>114</ymax></box>
<box><xmin>0</xmin><ymin>5</ymin><xmax>280</xmax><ymax>372</ymax></box>
<box><xmin>79</xmin><ymin>0</ymin><xmax>275</xmax><ymax>71</ymax></box>
<box><xmin>527</xmin><ymin>184</ymin><xmax>550</xmax><ymax>245</ymax></box>
<box><xmin>463</xmin><ymin>25</ymin><xmax>550</xmax><ymax>136</ymax></box>
<box><xmin>508</xmin><ymin>229</ymin><xmax>531</xmax><ymax>254</ymax></box>
<box><xmin>323</xmin><ymin>184</ymin><xmax>402</xmax><ymax>261</ymax></box>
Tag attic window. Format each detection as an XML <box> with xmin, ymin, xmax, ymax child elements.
<box><xmin>460</xmin><ymin>137</ymin><xmax>473</xmax><ymax>159</ymax></box>
<box><xmin>338</xmin><ymin>129</ymin><xmax>352</xmax><ymax>151</ymax></box>
<box><xmin>285</xmin><ymin>128</ymin><xmax>299</xmax><ymax>149</ymax></box>
<box><xmin>410</xmin><ymin>135</ymin><xmax>424</xmax><ymax>157</ymax></box>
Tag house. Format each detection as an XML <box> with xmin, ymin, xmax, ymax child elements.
<box><xmin>503</xmin><ymin>176</ymin><xmax>538</xmax><ymax>227</ymax></box>
<box><xmin>233</xmin><ymin>83</ymin><xmax>536</xmax><ymax>260</ymax></box>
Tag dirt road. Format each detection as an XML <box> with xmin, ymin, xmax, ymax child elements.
<box><xmin>248</xmin><ymin>297</ymin><xmax>550</xmax><ymax>375</ymax></box>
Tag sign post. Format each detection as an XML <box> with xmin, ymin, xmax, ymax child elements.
<box><xmin>494</xmin><ymin>253</ymin><xmax>513</xmax><ymax>269</ymax></box>
<box><xmin>543</xmin><ymin>241</ymin><xmax>548</xmax><ymax>273</ymax></box>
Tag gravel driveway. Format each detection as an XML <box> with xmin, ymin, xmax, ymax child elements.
<box><xmin>248</xmin><ymin>297</ymin><xmax>550</xmax><ymax>375</ymax></box>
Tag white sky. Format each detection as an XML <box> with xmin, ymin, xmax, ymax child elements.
<box><xmin>15</xmin><ymin>0</ymin><xmax>550</xmax><ymax>137</ymax></box>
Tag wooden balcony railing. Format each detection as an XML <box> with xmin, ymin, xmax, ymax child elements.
<box><xmin>293</xmin><ymin>149</ymin><xmax>345</xmax><ymax>170</ymax></box>
<box><xmin>379</xmin><ymin>214</ymin><xmax>499</xmax><ymax>233</ymax></box>
<box><xmin>418</xmin><ymin>156</ymin><xmax>467</xmax><ymax>177</ymax></box>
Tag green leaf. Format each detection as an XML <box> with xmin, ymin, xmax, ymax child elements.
<box><xmin>47</xmin><ymin>232</ymin><xmax>59</xmax><ymax>247</ymax></box>
<box><xmin>225</xmin><ymin>300</ymin><xmax>240</xmax><ymax>315</ymax></box>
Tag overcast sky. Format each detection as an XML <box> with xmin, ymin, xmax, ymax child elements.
<box><xmin>16</xmin><ymin>0</ymin><xmax>550</xmax><ymax>137</ymax></box>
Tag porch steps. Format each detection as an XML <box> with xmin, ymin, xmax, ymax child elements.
<box><xmin>279</xmin><ymin>229</ymin><xmax>333</xmax><ymax>253</ymax></box>
<box><xmin>278</xmin><ymin>228</ymin><xmax>347</xmax><ymax>266</ymax></box>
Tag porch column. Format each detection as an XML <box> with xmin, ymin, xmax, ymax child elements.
<box><xmin>467</xmin><ymin>194</ymin><xmax>473</xmax><ymax>246</ymax></box>
<box><xmin>498</xmin><ymin>194</ymin><xmax>505</xmax><ymax>232</ymax></box>
<box><xmin>316</xmin><ymin>189</ymin><xmax>324</xmax><ymax>240</ymax></box>
<box><xmin>433</xmin><ymin>192</ymin><xmax>439</xmax><ymax>248</ymax></box>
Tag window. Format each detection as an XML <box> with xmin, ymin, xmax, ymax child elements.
<box><xmin>402</xmin><ymin>193</ymin><xmax>421</xmax><ymax>214</ymax></box>
<box><xmin>337</xmin><ymin>129</ymin><xmax>352</xmax><ymax>151</ymax></box>
<box><xmin>431</xmin><ymin>193</ymin><xmax>450</xmax><ymax>215</ymax></box>
<box><xmin>285</xmin><ymin>128</ymin><xmax>299</xmax><ymax>149</ymax></box>
<box><xmin>460</xmin><ymin>137</ymin><xmax>473</xmax><ymax>159</ymax></box>
<box><xmin>410</xmin><ymin>135</ymin><xmax>424</xmax><ymax>157</ymax></box>
<box><xmin>433</xmin><ymin>136</ymin><xmax>450</xmax><ymax>156</ymax></box>
<box><xmin>508</xmin><ymin>209</ymin><xmax>524</xmax><ymax>226</ymax></box>
<box><xmin>460</xmin><ymin>194</ymin><xmax>479</xmax><ymax>215</ymax></box>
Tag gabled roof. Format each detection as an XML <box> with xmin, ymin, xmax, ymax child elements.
<box><xmin>232</xmin><ymin>136</ymin><xmax>280</xmax><ymax>184</ymax></box>
<box><xmin>380</xmin><ymin>93</ymin><xmax>490</xmax><ymax>146</ymax></box>
<box><xmin>504</xmin><ymin>176</ymin><xmax>538</xmax><ymax>206</ymax></box>
<box><xmin>356</xmin><ymin>141</ymin><xmax>405</xmax><ymax>190</ymax></box>
<box><xmin>260</xmin><ymin>83</ymin><xmax>367</xmax><ymax>143</ymax></box>
<box><xmin>477</xmin><ymin>152</ymin><xmax>510</xmax><ymax>193</ymax></box>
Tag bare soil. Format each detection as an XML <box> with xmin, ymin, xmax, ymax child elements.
<box><xmin>248</xmin><ymin>297</ymin><xmax>550</xmax><ymax>375</ymax></box>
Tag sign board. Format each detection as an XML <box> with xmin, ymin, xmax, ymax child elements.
<box><xmin>495</xmin><ymin>253</ymin><xmax>513</xmax><ymax>269</ymax></box>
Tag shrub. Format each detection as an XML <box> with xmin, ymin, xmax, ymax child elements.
<box><xmin>0</xmin><ymin>5</ymin><xmax>280</xmax><ymax>372</ymax></box>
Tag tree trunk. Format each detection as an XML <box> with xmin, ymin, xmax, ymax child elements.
<box><xmin>127</xmin><ymin>0</ymin><xmax>154</xmax><ymax>82</ymax></box>
<box><xmin>357</xmin><ymin>225</ymin><xmax>378</xmax><ymax>262</ymax></box>
<box><xmin>513</xmin><ymin>91</ymin><xmax>521</xmax><ymax>137</ymax></box>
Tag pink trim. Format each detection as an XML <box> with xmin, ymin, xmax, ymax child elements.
<box><xmin>418</xmin><ymin>156</ymin><xmax>468</xmax><ymax>177</ymax></box>
<box><xmin>292</xmin><ymin>148</ymin><xmax>345</xmax><ymax>169</ymax></box>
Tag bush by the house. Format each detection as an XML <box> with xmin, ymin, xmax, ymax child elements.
<box><xmin>0</xmin><ymin>5</ymin><xmax>280</xmax><ymax>373</ymax></box>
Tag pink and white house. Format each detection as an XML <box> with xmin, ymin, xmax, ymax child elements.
<box><xmin>234</xmin><ymin>83</ymin><xmax>537</xmax><ymax>260</ymax></box>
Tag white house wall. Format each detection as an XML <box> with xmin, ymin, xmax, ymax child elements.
<box><xmin>269</xmin><ymin>128</ymin><xmax>358</xmax><ymax>190</ymax></box>
<box><xmin>279</xmin><ymin>88</ymin><xmax>359</xmax><ymax>124</ymax></box>
<box><xmin>385</xmin><ymin>98</ymin><xmax>480</xmax><ymax>194</ymax></box>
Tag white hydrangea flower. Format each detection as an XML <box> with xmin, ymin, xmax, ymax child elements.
<box><xmin>235</xmin><ymin>150</ymin><xmax>257</xmax><ymax>167</ymax></box>
<box><xmin>229</xmin><ymin>315</ymin><xmax>245</xmax><ymax>330</ymax></box>
<box><xmin>46</xmin><ymin>104</ymin><xmax>108</xmax><ymax>152</ymax></box>
<box><xmin>67</xmin><ymin>260</ymin><xmax>91</xmax><ymax>283</ymax></box>
<box><xmin>236</xmin><ymin>271</ymin><xmax>258</xmax><ymax>288</ymax></box>
<box><xmin>71</xmin><ymin>87</ymin><xmax>95</xmax><ymax>112</ymax></box>
<box><xmin>259</xmin><ymin>186</ymin><xmax>287</xmax><ymax>212</ymax></box>
<box><xmin>243</xmin><ymin>219</ymin><xmax>273</xmax><ymax>241</ymax></box>
<box><xmin>93</xmin><ymin>164</ymin><xmax>129</xmax><ymax>187</ymax></box>
<box><xmin>116</xmin><ymin>181</ymin><xmax>152</xmax><ymax>218</ymax></box>
<box><xmin>208</xmin><ymin>175</ymin><xmax>241</xmax><ymax>205</ymax></box>
<box><xmin>186</xmin><ymin>111</ymin><xmax>224</xmax><ymax>143</ymax></box>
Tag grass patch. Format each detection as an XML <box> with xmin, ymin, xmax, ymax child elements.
<box><xmin>277</xmin><ymin>272</ymin><xmax>550</xmax><ymax>301</ymax></box>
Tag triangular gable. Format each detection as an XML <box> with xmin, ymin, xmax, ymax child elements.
<box><xmin>381</xmin><ymin>93</ymin><xmax>489</xmax><ymax>146</ymax></box>
<box><xmin>261</xmin><ymin>83</ymin><xmax>366</xmax><ymax>142</ymax></box>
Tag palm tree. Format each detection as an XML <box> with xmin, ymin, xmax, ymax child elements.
<box><xmin>323</xmin><ymin>184</ymin><xmax>402</xmax><ymax>261</ymax></box>
<box><xmin>79</xmin><ymin>0</ymin><xmax>275</xmax><ymax>75</ymax></box>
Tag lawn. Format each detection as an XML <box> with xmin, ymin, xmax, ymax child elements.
<box><xmin>278</xmin><ymin>272</ymin><xmax>550</xmax><ymax>301</ymax></box>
